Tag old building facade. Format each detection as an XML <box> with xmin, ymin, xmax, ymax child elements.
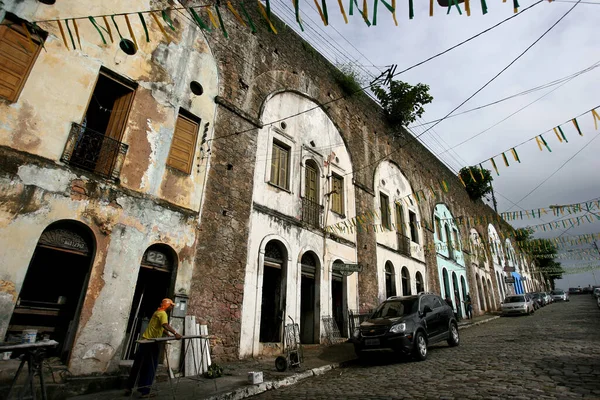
<box><xmin>0</xmin><ymin>0</ymin><xmax>548</xmax><ymax>377</ymax></box>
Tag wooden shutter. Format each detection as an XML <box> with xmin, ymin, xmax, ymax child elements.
<box><xmin>305</xmin><ymin>162</ymin><xmax>318</xmax><ymax>202</ymax></box>
<box><xmin>380</xmin><ymin>193</ymin><xmax>390</xmax><ymax>229</ymax></box>
<box><xmin>332</xmin><ymin>175</ymin><xmax>343</xmax><ymax>214</ymax></box>
<box><xmin>167</xmin><ymin>113</ymin><xmax>200</xmax><ymax>174</ymax></box>
<box><xmin>395</xmin><ymin>204</ymin><xmax>404</xmax><ymax>233</ymax></box>
<box><xmin>270</xmin><ymin>143</ymin><xmax>289</xmax><ymax>189</ymax></box>
<box><xmin>95</xmin><ymin>81</ymin><xmax>135</xmax><ymax>177</ymax></box>
<box><xmin>0</xmin><ymin>23</ymin><xmax>42</xmax><ymax>102</ymax></box>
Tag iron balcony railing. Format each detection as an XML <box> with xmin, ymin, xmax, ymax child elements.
<box><xmin>61</xmin><ymin>123</ymin><xmax>129</xmax><ymax>181</ymax></box>
<box><xmin>301</xmin><ymin>197</ymin><xmax>323</xmax><ymax>228</ymax></box>
<box><xmin>396</xmin><ymin>232</ymin><xmax>411</xmax><ymax>257</ymax></box>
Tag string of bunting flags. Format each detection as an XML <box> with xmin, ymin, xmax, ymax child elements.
<box><xmin>464</xmin><ymin>106</ymin><xmax>600</xmax><ymax>178</ymax></box>
<box><xmin>1</xmin><ymin>0</ymin><xmax>541</xmax><ymax>49</ymax></box>
<box><xmin>500</xmin><ymin>199</ymin><xmax>600</xmax><ymax>220</ymax></box>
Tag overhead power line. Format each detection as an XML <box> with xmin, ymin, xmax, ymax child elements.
<box><xmin>410</xmin><ymin>61</ymin><xmax>600</xmax><ymax>128</ymax></box>
<box><xmin>209</xmin><ymin>0</ymin><xmax>544</xmax><ymax>143</ymax></box>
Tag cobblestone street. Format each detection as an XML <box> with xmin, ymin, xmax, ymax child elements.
<box><xmin>254</xmin><ymin>295</ymin><xmax>600</xmax><ymax>399</ymax></box>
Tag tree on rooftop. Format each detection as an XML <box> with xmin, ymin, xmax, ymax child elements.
<box><xmin>459</xmin><ymin>166</ymin><xmax>493</xmax><ymax>202</ymax></box>
<box><xmin>373</xmin><ymin>80</ymin><xmax>433</xmax><ymax>126</ymax></box>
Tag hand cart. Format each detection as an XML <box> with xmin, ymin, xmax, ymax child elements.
<box><xmin>275</xmin><ymin>316</ymin><xmax>303</xmax><ymax>372</ymax></box>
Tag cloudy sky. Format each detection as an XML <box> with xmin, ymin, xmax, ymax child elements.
<box><xmin>270</xmin><ymin>0</ymin><xmax>600</xmax><ymax>287</ymax></box>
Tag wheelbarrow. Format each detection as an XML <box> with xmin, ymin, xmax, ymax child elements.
<box><xmin>275</xmin><ymin>316</ymin><xmax>303</xmax><ymax>372</ymax></box>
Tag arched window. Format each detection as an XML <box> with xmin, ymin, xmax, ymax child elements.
<box><xmin>415</xmin><ymin>271</ymin><xmax>424</xmax><ymax>293</ymax></box>
<box><xmin>401</xmin><ymin>267</ymin><xmax>411</xmax><ymax>295</ymax></box>
<box><xmin>385</xmin><ymin>262</ymin><xmax>396</xmax><ymax>298</ymax></box>
<box><xmin>445</xmin><ymin>224</ymin><xmax>453</xmax><ymax>258</ymax></box>
<box><xmin>304</xmin><ymin>159</ymin><xmax>319</xmax><ymax>202</ymax></box>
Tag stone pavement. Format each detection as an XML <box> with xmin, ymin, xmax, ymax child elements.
<box><xmin>68</xmin><ymin>313</ymin><xmax>498</xmax><ymax>400</ymax></box>
<box><xmin>253</xmin><ymin>295</ymin><xmax>600</xmax><ymax>399</ymax></box>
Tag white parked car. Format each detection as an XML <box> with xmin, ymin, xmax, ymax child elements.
<box><xmin>501</xmin><ymin>295</ymin><xmax>535</xmax><ymax>316</ymax></box>
<box><xmin>550</xmin><ymin>289</ymin><xmax>569</xmax><ymax>302</ymax></box>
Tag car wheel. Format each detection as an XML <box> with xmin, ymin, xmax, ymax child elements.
<box><xmin>447</xmin><ymin>322</ymin><xmax>460</xmax><ymax>347</ymax></box>
<box><xmin>413</xmin><ymin>332</ymin><xmax>428</xmax><ymax>361</ymax></box>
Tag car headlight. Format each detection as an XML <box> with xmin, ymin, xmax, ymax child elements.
<box><xmin>353</xmin><ymin>329</ymin><xmax>361</xmax><ymax>339</ymax></box>
<box><xmin>389</xmin><ymin>323</ymin><xmax>407</xmax><ymax>334</ymax></box>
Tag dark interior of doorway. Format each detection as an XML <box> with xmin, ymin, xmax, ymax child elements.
<box><xmin>259</xmin><ymin>265</ymin><xmax>283</xmax><ymax>343</ymax></box>
<box><xmin>332</xmin><ymin>274</ymin><xmax>346</xmax><ymax>338</ymax></box>
<box><xmin>7</xmin><ymin>247</ymin><xmax>92</xmax><ymax>362</ymax></box>
<box><xmin>300</xmin><ymin>275</ymin><xmax>316</xmax><ymax>344</ymax></box>
<box><xmin>123</xmin><ymin>265</ymin><xmax>173</xmax><ymax>360</ymax></box>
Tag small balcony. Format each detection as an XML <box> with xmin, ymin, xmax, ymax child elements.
<box><xmin>301</xmin><ymin>198</ymin><xmax>323</xmax><ymax>229</ymax></box>
<box><xmin>61</xmin><ymin>123</ymin><xmax>129</xmax><ymax>181</ymax></box>
<box><xmin>396</xmin><ymin>232</ymin><xmax>411</xmax><ymax>257</ymax></box>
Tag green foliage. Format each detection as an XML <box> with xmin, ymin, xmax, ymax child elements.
<box><xmin>204</xmin><ymin>363</ymin><xmax>223</xmax><ymax>379</ymax></box>
<box><xmin>459</xmin><ymin>167</ymin><xmax>493</xmax><ymax>201</ymax></box>
<box><xmin>516</xmin><ymin>233</ymin><xmax>564</xmax><ymax>282</ymax></box>
<box><xmin>373</xmin><ymin>80</ymin><xmax>433</xmax><ymax>126</ymax></box>
<box><xmin>334</xmin><ymin>64</ymin><xmax>364</xmax><ymax>96</ymax></box>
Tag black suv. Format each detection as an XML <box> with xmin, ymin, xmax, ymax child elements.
<box><xmin>352</xmin><ymin>293</ymin><xmax>459</xmax><ymax>361</ymax></box>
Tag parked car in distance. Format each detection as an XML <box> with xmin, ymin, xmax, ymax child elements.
<box><xmin>501</xmin><ymin>295</ymin><xmax>535</xmax><ymax>316</ymax></box>
<box><xmin>569</xmin><ymin>287</ymin><xmax>582</xmax><ymax>294</ymax></box>
<box><xmin>543</xmin><ymin>292</ymin><xmax>553</xmax><ymax>304</ymax></box>
<box><xmin>530</xmin><ymin>292</ymin><xmax>545</xmax><ymax>309</ymax></box>
<box><xmin>593</xmin><ymin>288</ymin><xmax>600</xmax><ymax>298</ymax></box>
<box><xmin>551</xmin><ymin>289</ymin><xmax>569</xmax><ymax>301</ymax></box>
<box><xmin>352</xmin><ymin>293</ymin><xmax>459</xmax><ymax>362</ymax></box>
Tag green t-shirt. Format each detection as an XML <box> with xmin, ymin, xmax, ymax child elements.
<box><xmin>142</xmin><ymin>310</ymin><xmax>168</xmax><ymax>339</ymax></box>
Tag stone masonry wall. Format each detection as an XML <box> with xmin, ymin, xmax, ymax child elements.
<box><xmin>190</xmin><ymin>3</ymin><xmax>516</xmax><ymax>360</ymax></box>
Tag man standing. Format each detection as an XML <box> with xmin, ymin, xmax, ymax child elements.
<box><xmin>125</xmin><ymin>298</ymin><xmax>181</xmax><ymax>398</ymax></box>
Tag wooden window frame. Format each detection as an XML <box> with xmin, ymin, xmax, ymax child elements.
<box><xmin>409</xmin><ymin>211</ymin><xmax>419</xmax><ymax>244</ymax></box>
<box><xmin>304</xmin><ymin>159</ymin><xmax>319</xmax><ymax>202</ymax></box>
<box><xmin>330</xmin><ymin>174</ymin><xmax>344</xmax><ymax>215</ymax></box>
<box><xmin>167</xmin><ymin>109</ymin><xmax>200</xmax><ymax>174</ymax></box>
<box><xmin>0</xmin><ymin>15</ymin><xmax>45</xmax><ymax>103</ymax></box>
<box><xmin>269</xmin><ymin>140</ymin><xmax>290</xmax><ymax>190</ymax></box>
<box><xmin>380</xmin><ymin>193</ymin><xmax>391</xmax><ymax>230</ymax></box>
<box><xmin>395</xmin><ymin>203</ymin><xmax>405</xmax><ymax>234</ymax></box>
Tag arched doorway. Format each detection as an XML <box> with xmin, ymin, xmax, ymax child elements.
<box><xmin>300</xmin><ymin>251</ymin><xmax>319</xmax><ymax>344</ymax></box>
<box><xmin>452</xmin><ymin>272</ymin><xmax>462</xmax><ymax>319</ymax></box>
<box><xmin>415</xmin><ymin>272</ymin><xmax>424</xmax><ymax>293</ymax></box>
<box><xmin>401</xmin><ymin>267</ymin><xmax>411</xmax><ymax>295</ymax></box>
<box><xmin>7</xmin><ymin>221</ymin><xmax>95</xmax><ymax>363</ymax></box>
<box><xmin>123</xmin><ymin>244</ymin><xmax>177</xmax><ymax>360</ymax></box>
<box><xmin>476</xmin><ymin>274</ymin><xmax>484</xmax><ymax>312</ymax></box>
<box><xmin>487</xmin><ymin>279</ymin><xmax>495</xmax><ymax>309</ymax></box>
<box><xmin>260</xmin><ymin>241</ymin><xmax>287</xmax><ymax>343</ymax></box>
<box><xmin>460</xmin><ymin>275</ymin><xmax>467</xmax><ymax>305</ymax></box>
<box><xmin>442</xmin><ymin>268</ymin><xmax>450</xmax><ymax>299</ymax></box>
<box><xmin>385</xmin><ymin>262</ymin><xmax>396</xmax><ymax>298</ymax></box>
<box><xmin>331</xmin><ymin>260</ymin><xmax>347</xmax><ymax>337</ymax></box>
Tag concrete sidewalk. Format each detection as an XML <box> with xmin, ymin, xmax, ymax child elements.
<box><xmin>71</xmin><ymin>314</ymin><xmax>499</xmax><ymax>400</ymax></box>
<box><xmin>71</xmin><ymin>341</ymin><xmax>356</xmax><ymax>400</ymax></box>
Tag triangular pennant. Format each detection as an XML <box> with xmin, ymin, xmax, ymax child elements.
<box><xmin>572</xmin><ymin>118</ymin><xmax>583</xmax><ymax>136</ymax></box>
<box><xmin>592</xmin><ymin>109</ymin><xmax>600</xmax><ymax>130</ymax></box>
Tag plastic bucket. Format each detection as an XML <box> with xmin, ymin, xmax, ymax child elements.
<box><xmin>22</xmin><ymin>329</ymin><xmax>37</xmax><ymax>344</ymax></box>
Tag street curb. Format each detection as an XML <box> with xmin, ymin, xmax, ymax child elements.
<box><xmin>457</xmin><ymin>315</ymin><xmax>500</xmax><ymax>330</ymax></box>
<box><xmin>207</xmin><ymin>318</ymin><xmax>498</xmax><ymax>400</ymax></box>
<box><xmin>205</xmin><ymin>360</ymin><xmax>356</xmax><ymax>400</ymax></box>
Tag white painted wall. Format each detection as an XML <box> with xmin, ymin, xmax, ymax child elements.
<box><xmin>239</xmin><ymin>92</ymin><xmax>358</xmax><ymax>358</ymax></box>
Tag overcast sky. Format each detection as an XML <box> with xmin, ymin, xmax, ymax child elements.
<box><xmin>270</xmin><ymin>0</ymin><xmax>600</xmax><ymax>287</ymax></box>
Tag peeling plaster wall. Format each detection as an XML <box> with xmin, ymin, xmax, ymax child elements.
<box><xmin>0</xmin><ymin>0</ymin><xmax>219</xmax><ymax>212</ymax></box>
<box><xmin>0</xmin><ymin>156</ymin><xmax>198</xmax><ymax>375</ymax></box>
<box><xmin>0</xmin><ymin>0</ymin><xmax>218</xmax><ymax>376</ymax></box>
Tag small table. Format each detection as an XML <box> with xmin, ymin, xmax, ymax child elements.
<box><xmin>0</xmin><ymin>340</ymin><xmax>59</xmax><ymax>400</ymax></box>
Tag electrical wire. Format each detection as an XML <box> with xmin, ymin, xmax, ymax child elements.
<box><xmin>411</xmin><ymin>61</ymin><xmax>600</xmax><ymax>128</ymax></box>
<box><xmin>209</xmin><ymin>0</ymin><xmax>545</xmax><ymax>142</ymax></box>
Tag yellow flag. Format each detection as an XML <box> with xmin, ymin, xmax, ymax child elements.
<box><xmin>553</xmin><ymin>127</ymin><xmax>563</xmax><ymax>143</ymax></box>
<box><xmin>592</xmin><ymin>109</ymin><xmax>600</xmax><ymax>130</ymax></box>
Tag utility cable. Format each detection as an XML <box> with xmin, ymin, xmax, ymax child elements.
<box><xmin>411</xmin><ymin>61</ymin><xmax>600</xmax><ymax>128</ymax></box>
<box><xmin>208</xmin><ymin>0</ymin><xmax>544</xmax><ymax>142</ymax></box>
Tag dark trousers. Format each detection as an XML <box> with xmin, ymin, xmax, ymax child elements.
<box><xmin>126</xmin><ymin>342</ymin><xmax>160</xmax><ymax>395</ymax></box>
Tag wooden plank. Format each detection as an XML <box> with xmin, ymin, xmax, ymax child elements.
<box><xmin>200</xmin><ymin>325</ymin><xmax>211</xmax><ymax>372</ymax></box>
<box><xmin>184</xmin><ymin>316</ymin><xmax>195</xmax><ymax>377</ymax></box>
